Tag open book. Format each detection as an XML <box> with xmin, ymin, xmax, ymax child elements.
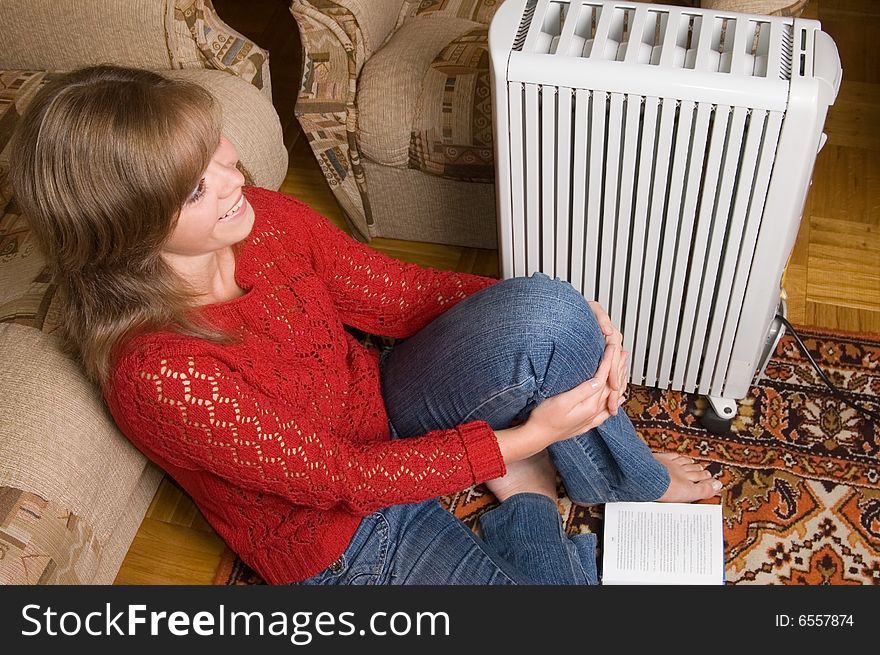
<box><xmin>601</xmin><ymin>502</ymin><xmax>724</xmax><ymax>585</ymax></box>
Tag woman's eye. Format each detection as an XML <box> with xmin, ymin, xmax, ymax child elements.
<box><xmin>186</xmin><ymin>178</ymin><xmax>206</xmax><ymax>205</ymax></box>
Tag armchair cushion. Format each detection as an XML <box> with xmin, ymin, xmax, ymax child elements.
<box><xmin>701</xmin><ymin>0</ymin><xmax>808</xmax><ymax>16</ymax></box>
<box><xmin>1</xmin><ymin>486</ymin><xmax>103</xmax><ymax>584</ymax></box>
<box><xmin>358</xmin><ymin>14</ymin><xmax>479</xmax><ymax>168</ymax></box>
<box><xmin>334</xmin><ymin>0</ymin><xmax>409</xmax><ymax>58</ymax></box>
<box><xmin>407</xmin><ymin>0</ymin><xmax>502</xmax><ymax>23</ymax></box>
<box><xmin>409</xmin><ymin>25</ymin><xmax>494</xmax><ymax>182</ymax></box>
<box><xmin>0</xmin><ymin>70</ymin><xmax>59</xmax><ymax>334</ymax></box>
<box><xmin>0</xmin><ymin>0</ymin><xmax>181</xmax><ymax>72</ymax></box>
<box><xmin>163</xmin><ymin>69</ymin><xmax>287</xmax><ymax>190</ymax></box>
<box><xmin>358</xmin><ymin>5</ymin><xmax>499</xmax><ymax>183</ymax></box>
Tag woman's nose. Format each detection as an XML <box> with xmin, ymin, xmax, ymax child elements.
<box><xmin>210</xmin><ymin>157</ymin><xmax>244</xmax><ymax>193</ymax></box>
<box><xmin>222</xmin><ymin>167</ymin><xmax>245</xmax><ymax>196</ymax></box>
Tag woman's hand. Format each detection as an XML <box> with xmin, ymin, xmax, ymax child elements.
<box><xmin>525</xmin><ymin>357</ymin><xmax>619</xmax><ymax>443</ymax></box>
<box><xmin>494</xmin><ymin>352</ymin><xmax>628</xmax><ymax>464</ymax></box>
<box><xmin>588</xmin><ymin>301</ymin><xmax>628</xmax><ymax>415</ymax></box>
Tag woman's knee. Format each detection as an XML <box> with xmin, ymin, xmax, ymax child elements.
<box><xmin>493</xmin><ymin>273</ymin><xmax>604</xmax><ymax>349</ymax></box>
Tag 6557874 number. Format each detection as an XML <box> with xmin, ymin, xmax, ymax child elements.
<box><xmin>775</xmin><ymin>614</ymin><xmax>854</xmax><ymax>627</ymax></box>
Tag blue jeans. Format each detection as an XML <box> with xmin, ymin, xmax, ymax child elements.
<box><xmin>299</xmin><ymin>273</ymin><xmax>670</xmax><ymax>585</ymax></box>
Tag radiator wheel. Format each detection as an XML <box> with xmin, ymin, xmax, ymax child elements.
<box><xmin>699</xmin><ymin>406</ymin><xmax>732</xmax><ymax>435</ymax></box>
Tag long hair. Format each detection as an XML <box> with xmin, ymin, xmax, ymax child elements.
<box><xmin>10</xmin><ymin>65</ymin><xmax>228</xmax><ymax>385</ymax></box>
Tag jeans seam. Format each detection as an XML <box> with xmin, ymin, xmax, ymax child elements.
<box><xmin>461</xmin><ymin>377</ymin><xmax>536</xmax><ymax>424</ymax></box>
<box><xmin>447</xmin><ymin>517</ymin><xmax>519</xmax><ymax>585</ymax></box>
<box><xmin>374</xmin><ymin>510</ymin><xmax>390</xmax><ymax>580</ymax></box>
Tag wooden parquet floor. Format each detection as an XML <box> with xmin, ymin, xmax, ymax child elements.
<box><xmin>112</xmin><ymin>0</ymin><xmax>879</xmax><ymax>584</ymax></box>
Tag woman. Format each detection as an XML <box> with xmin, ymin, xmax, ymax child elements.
<box><xmin>11</xmin><ymin>65</ymin><xmax>721</xmax><ymax>585</ymax></box>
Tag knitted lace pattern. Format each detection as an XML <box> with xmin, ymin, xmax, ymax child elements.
<box><xmin>105</xmin><ymin>187</ymin><xmax>504</xmax><ymax>584</ymax></box>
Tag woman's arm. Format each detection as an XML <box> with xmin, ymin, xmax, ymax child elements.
<box><xmin>107</xmin><ymin>347</ymin><xmax>505</xmax><ymax>517</ymax></box>
<box><xmin>259</xmin><ymin>188</ymin><xmax>498</xmax><ymax>339</ymax></box>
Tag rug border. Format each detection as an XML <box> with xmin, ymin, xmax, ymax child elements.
<box><xmin>791</xmin><ymin>323</ymin><xmax>880</xmax><ymax>342</ymax></box>
<box><xmin>211</xmin><ymin>548</ymin><xmax>237</xmax><ymax>585</ymax></box>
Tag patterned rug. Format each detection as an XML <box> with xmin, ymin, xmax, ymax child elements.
<box><xmin>213</xmin><ymin>326</ymin><xmax>880</xmax><ymax>585</ymax></box>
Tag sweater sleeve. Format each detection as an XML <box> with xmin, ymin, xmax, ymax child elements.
<box><xmin>107</xmin><ymin>348</ymin><xmax>506</xmax><ymax>516</ymax></box>
<box><xmin>266</xmin><ymin>190</ymin><xmax>498</xmax><ymax>338</ymax></box>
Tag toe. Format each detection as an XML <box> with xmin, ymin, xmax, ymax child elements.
<box><xmin>700</xmin><ymin>479</ymin><xmax>723</xmax><ymax>498</ymax></box>
<box><xmin>685</xmin><ymin>469</ymin><xmax>713</xmax><ymax>482</ymax></box>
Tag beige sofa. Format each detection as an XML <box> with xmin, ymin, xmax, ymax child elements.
<box><xmin>0</xmin><ymin>0</ymin><xmax>288</xmax><ymax>584</ymax></box>
<box><xmin>291</xmin><ymin>0</ymin><xmax>808</xmax><ymax>249</ymax></box>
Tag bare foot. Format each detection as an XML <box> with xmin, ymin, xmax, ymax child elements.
<box><xmin>653</xmin><ymin>452</ymin><xmax>722</xmax><ymax>503</ymax></box>
<box><xmin>485</xmin><ymin>450</ymin><xmax>558</xmax><ymax>503</ymax></box>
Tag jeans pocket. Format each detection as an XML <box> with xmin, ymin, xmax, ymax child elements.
<box><xmin>303</xmin><ymin>513</ymin><xmax>390</xmax><ymax>585</ymax></box>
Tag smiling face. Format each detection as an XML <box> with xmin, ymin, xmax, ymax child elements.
<box><xmin>161</xmin><ymin>135</ymin><xmax>255</xmax><ymax>258</ymax></box>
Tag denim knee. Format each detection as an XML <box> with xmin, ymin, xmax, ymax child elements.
<box><xmin>494</xmin><ymin>273</ymin><xmax>603</xmax><ymax>342</ymax></box>
<box><xmin>504</xmin><ymin>273</ymin><xmax>606</xmax><ymax>373</ymax></box>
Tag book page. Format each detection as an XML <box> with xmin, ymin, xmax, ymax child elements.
<box><xmin>602</xmin><ymin>502</ymin><xmax>724</xmax><ymax>585</ymax></box>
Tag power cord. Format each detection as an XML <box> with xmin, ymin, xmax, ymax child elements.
<box><xmin>775</xmin><ymin>315</ymin><xmax>880</xmax><ymax>423</ymax></box>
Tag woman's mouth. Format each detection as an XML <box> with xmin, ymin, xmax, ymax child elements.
<box><xmin>218</xmin><ymin>194</ymin><xmax>246</xmax><ymax>222</ymax></box>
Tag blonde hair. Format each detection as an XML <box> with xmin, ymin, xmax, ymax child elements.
<box><xmin>10</xmin><ymin>65</ymin><xmax>228</xmax><ymax>385</ymax></box>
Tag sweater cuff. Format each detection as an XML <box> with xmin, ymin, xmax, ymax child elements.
<box><xmin>458</xmin><ymin>420</ymin><xmax>506</xmax><ymax>482</ymax></box>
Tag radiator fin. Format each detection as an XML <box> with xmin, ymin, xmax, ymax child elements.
<box><xmin>505</xmin><ymin>79</ymin><xmax>785</xmax><ymax>394</ymax></box>
<box><xmin>497</xmin><ymin>0</ymin><xmax>834</xmax><ymax>400</ymax></box>
<box><xmin>518</xmin><ymin>1</ymin><xmax>794</xmax><ymax>79</ymax></box>
<box><xmin>779</xmin><ymin>24</ymin><xmax>793</xmax><ymax>79</ymax></box>
<box><xmin>512</xmin><ymin>0</ymin><xmax>539</xmax><ymax>52</ymax></box>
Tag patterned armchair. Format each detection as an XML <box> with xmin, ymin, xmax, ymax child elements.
<box><xmin>0</xmin><ymin>0</ymin><xmax>287</xmax><ymax>584</ymax></box>
<box><xmin>291</xmin><ymin>0</ymin><xmax>808</xmax><ymax>249</ymax></box>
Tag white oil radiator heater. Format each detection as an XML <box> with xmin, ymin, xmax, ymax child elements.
<box><xmin>489</xmin><ymin>0</ymin><xmax>841</xmax><ymax>429</ymax></box>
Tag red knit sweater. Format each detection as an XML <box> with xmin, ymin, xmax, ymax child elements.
<box><xmin>105</xmin><ymin>187</ymin><xmax>505</xmax><ymax>584</ymax></box>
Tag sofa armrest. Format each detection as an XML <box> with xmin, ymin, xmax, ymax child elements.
<box><xmin>175</xmin><ymin>0</ymin><xmax>272</xmax><ymax>98</ymax></box>
<box><xmin>0</xmin><ymin>0</ymin><xmax>271</xmax><ymax>98</ymax></box>
<box><xmin>291</xmin><ymin>0</ymin><xmax>412</xmax><ymax>240</ymax></box>
<box><xmin>293</xmin><ymin>0</ymin><xmax>408</xmax><ymax>73</ymax></box>
<box><xmin>0</xmin><ymin>323</ymin><xmax>163</xmax><ymax>584</ymax></box>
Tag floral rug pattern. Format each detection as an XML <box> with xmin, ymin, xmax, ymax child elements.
<box><xmin>214</xmin><ymin>327</ymin><xmax>880</xmax><ymax>585</ymax></box>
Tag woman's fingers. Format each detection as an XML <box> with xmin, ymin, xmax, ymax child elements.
<box><xmin>606</xmin><ymin>327</ymin><xmax>623</xmax><ymax>346</ymax></box>
<box><xmin>557</xmin><ymin>361</ymin><xmax>613</xmax><ymax>420</ymax></box>
<box><xmin>589</xmin><ymin>300</ymin><xmax>622</xmax><ymax>347</ymax></box>
<box><xmin>588</xmin><ymin>300</ymin><xmax>614</xmax><ymax>336</ymax></box>
<box><xmin>587</xmin><ymin>300</ymin><xmax>624</xmax><ymax>412</ymax></box>
<box><xmin>613</xmin><ymin>343</ymin><xmax>621</xmax><ymax>390</ymax></box>
<box><xmin>583</xmin><ymin>407</ymin><xmax>612</xmax><ymax>433</ymax></box>
<box><xmin>611</xmin><ymin>351</ymin><xmax>629</xmax><ymax>414</ymax></box>
<box><xmin>590</xmin><ymin>345</ymin><xmax>614</xmax><ymax>392</ymax></box>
